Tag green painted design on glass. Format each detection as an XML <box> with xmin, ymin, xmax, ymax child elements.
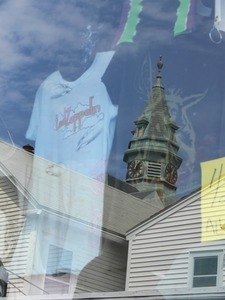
<box><xmin>174</xmin><ymin>0</ymin><xmax>191</xmax><ymax>36</ymax></box>
<box><xmin>117</xmin><ymin>0</ymin><xmax>143</xmax><ymax>44</ymax></box>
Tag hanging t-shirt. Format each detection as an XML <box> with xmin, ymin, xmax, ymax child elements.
<box><xmin>26</xmin><ymin>50</ymin><xmax>117</xmax><ymax>181</ymax></box>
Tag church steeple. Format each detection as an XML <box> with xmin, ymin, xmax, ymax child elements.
<box><xmin>123</xmin><ymin>56</ymin><xmax>182</xmax><ymax>206</ymax></box>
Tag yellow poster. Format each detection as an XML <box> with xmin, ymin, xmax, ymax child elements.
<box><xmin>201</xmin><ymin>157</ymin><xmax>225</xmax><ymax>242</ymax></box>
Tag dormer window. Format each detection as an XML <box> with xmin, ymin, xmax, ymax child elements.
<box><xmin>134</xmin><ymin>119</ymin><xmax>149</xmax><ymax>137</ymax></box>
<box><xmin>170</xmin><ymin>129</ymin><xmax>175</xmax><ymax>141</ymax></box>
<box><xmin>137</xmin><ymin>127</ymin><xmax>143</xmax><ymax>137</ymax></box>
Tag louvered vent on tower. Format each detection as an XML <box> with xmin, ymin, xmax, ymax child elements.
<box><xmin>147</xmin><ymin>162</ymin><xmax>161</xmax><ymax>178</ymax></box>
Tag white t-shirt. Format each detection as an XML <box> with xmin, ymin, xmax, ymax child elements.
<box><xmin>26</xmin><ymin>51</ymin><xmax>117</xmax><ymax>181</ymax></box>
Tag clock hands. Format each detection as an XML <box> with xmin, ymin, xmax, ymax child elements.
<box><xmin>128</xmin><ymin>160</ymin><xmax>144</xmax><ymax>178</ymax></box>
<box><xmin>134</xmin><ymin>161</ymin><xmax>141</xmax><ymax>169</ymax></box>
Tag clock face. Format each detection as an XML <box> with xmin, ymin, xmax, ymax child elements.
<box><xmin>128</xmin><ymin>160</ymin><xmax>144</xmax><ymax>178</ymax></box>
<box><xmin>165</xmin><ymin>163</ymin><xmax>177</xmax><ymax>184</ymax></box>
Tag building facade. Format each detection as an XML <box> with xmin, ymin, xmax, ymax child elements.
<box><xmin>0</xmin><ymin>141</ymin><xmax>160</xmax><ymax>298</ymax></box>
<box><xmin>125</xmin><ymin>175</ymin><xmax>225</xmax><ymax>298</ymax></box>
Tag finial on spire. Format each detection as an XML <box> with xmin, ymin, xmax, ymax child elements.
<box><xmin>153</xmin><ymin>55</ymin><xmax>164</xmax><ymax>88</ymax></box>
<box><xmin>157</xmin><ymin>55</ymin><xmax>163</xmax><ymax>74</ymax></box>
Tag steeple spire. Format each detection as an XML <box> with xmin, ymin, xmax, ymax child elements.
<box><xmin>123</xmin><ymin>56</ymin><xmax>182</xmax><ymax>207</ymax></box>
<box><xmin>153</xmin><ymin>55</ymin><xmax>164</xmax><ymax>89</ymax></box>
<box><xmin>137</xmin><ymin>55</ymin><xmax>171</xmax><ymax>139</ymax></box>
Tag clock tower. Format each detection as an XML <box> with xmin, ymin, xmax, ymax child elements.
<box><xmin>123</xmin><ymin>56</ymin><xmax>182</xmax><ymax>206</ymax></box>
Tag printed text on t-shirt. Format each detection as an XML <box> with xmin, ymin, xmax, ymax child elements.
<box><xmin>55</xmin><ymin>96</ymin><xmax>101</xmax><ymax>134</ymax></box>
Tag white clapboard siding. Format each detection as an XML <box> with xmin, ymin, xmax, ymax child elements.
<box><xmin>0</xmin><ymin>175</ymin><xmax>31</xmax><ymax>297</ymax></box>
<box><xmin>126</xmin><ymin>191</ymin><xmax>225</xmax><ymax>291</ymax></box>
<box><xmin>75</xmin><ymin>237</ymin><xmax>128</xmax><ymax>293</ymax></box>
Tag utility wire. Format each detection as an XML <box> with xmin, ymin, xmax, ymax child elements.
<box><xmin>8</xmin><ymin>280</ymin><xmax>26</xmax><ymax>295</ymax></box>
<box><xmin>6</xmin><ymin>268</ymin><xmax>49</xmax><ymax>294</ymax></box>
<box><xmin>0</xmin><ymin>115</ymin><xmax>16</xmax><ymax>161</ymax></box>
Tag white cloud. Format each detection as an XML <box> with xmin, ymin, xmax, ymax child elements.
<box><xmin>0</xmin><ymin>0</ymin><xmax>99</xmax><ymax>71</ymax></box>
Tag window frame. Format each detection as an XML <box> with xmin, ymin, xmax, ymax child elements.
<box><xmin>44</xmin><ymin>244</ymin><xmax>74</xmax><ymax>294</ymax></box>
<box><xmin>188</xmin><ymin>250</ymin><xmax>224</xmax><ymax>288</ymax></box>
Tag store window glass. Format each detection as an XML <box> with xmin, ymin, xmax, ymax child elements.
<box><xmin>0</xmin><ymin>0</ymin><xmax>224</xmax><ymax>299</ymax></box>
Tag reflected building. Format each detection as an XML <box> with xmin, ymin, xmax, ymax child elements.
<box><xmin>0</xmin><ymin>141</ymin><xmax>161</xmax><ymax>297</ymax></box>
<box><xmin>0</xmin><ymin>141</ymin><xmax>225</xmax><ymax>299</ymax></box>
